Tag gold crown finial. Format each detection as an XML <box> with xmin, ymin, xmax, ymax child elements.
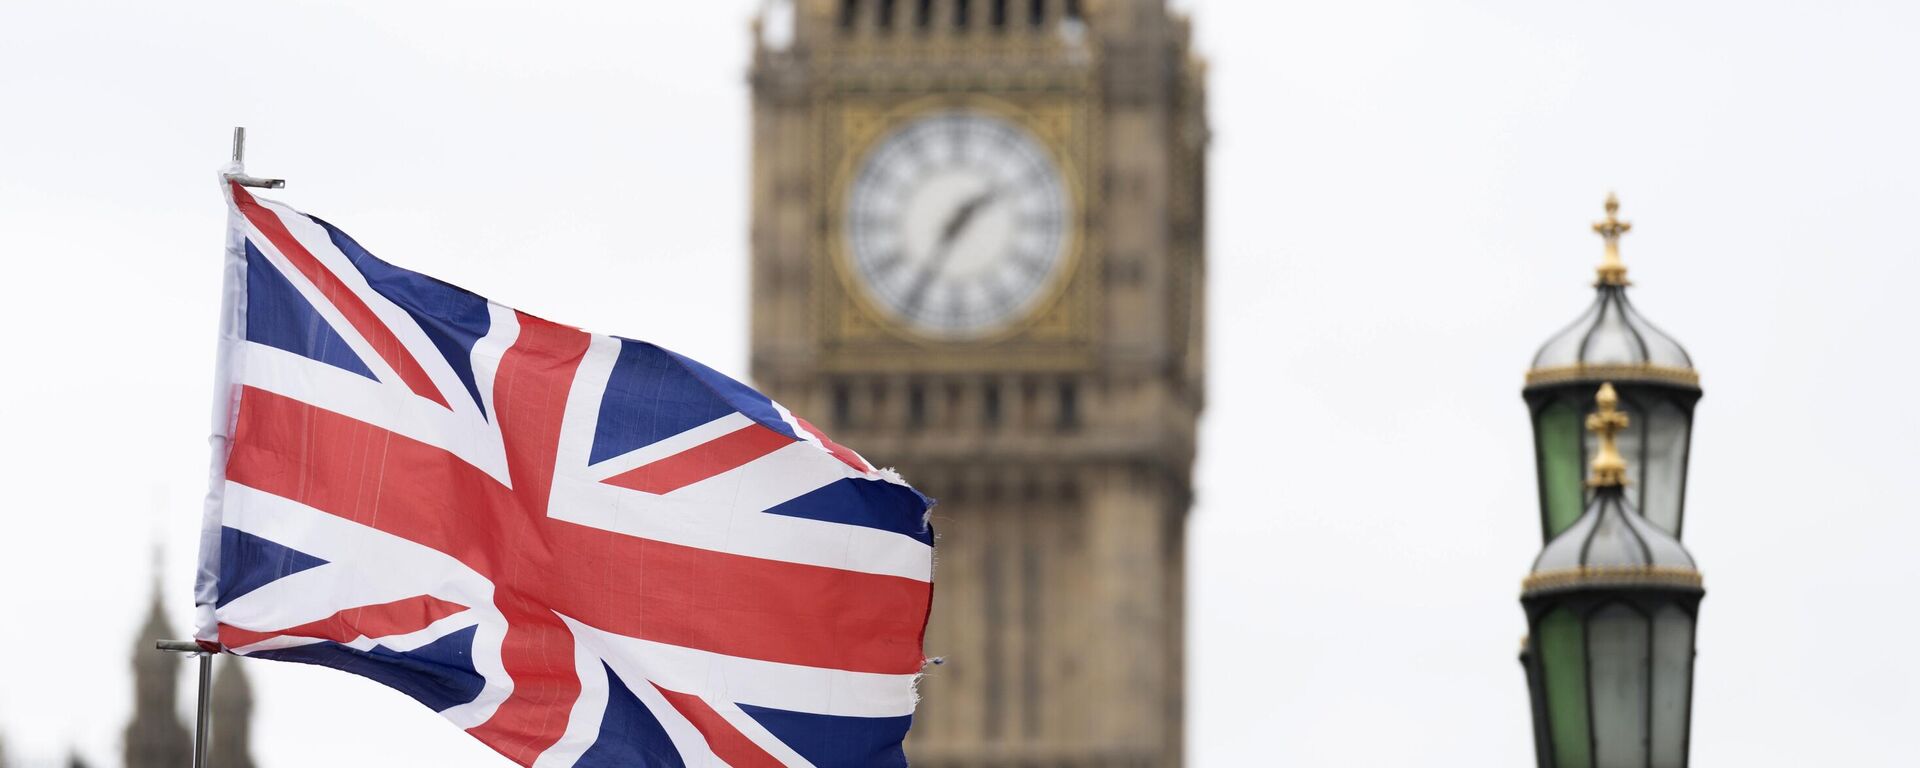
<box><xmin>1592</xmin><ymin>192</ymin><xmax>1632</xmax><ymax>286</ymax></box>
<box><xmin>1586</xmin><ymin>382</ymin><xmax>1630</xmax><ymax>487</ymax></box>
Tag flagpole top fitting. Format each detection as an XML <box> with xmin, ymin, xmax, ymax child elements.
<box><xmin>155</xmin><ymin>639</ymin><xmax>216</xmax><ymax>655</ymax></box>
<box><xmin>226</xmin><ymin>126</ymin><xmax>286</xmax><ymax>189</ymax></box>
<box><xmin>1592</xmin><ymin>192</ymin><xmax>1631</xmax><ymax>286</ymax></box>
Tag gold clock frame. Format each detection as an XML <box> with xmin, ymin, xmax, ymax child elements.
<box><xmin>834</xmin><ymin>99</ymin><xmax>1079</xmax><ymax>344</ymax></box>
<box><xmin>814</xmin><ymin>89</ymin><xmax>1099</xmax><ymax>372</ymax></box>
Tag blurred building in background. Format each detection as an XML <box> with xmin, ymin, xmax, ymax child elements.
<box><xmin>124</xmin><ymin>584</ymin><xmax>191</xmax><ymax>768</ymax></box>
<box><xmin>123</xmin><ymin>570</ymin><xmax>254</xmax><ymax>768</ymax></box>
<box><xmin>750</xmin><ymin>1</ymin><xmax>1207</xmax><ymax>764</ymax></box>
<box><xmin>209</xmin><ymin>657</ymin><xmax>256</xmax><ymax>768</ymax></box>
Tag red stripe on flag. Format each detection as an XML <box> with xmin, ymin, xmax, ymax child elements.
<box><xmin>217</xmin><ymin>624</ymin><xmax>277</xmax><ymax>650</ymax></box>
<box><xmin>218</xmin><ymin>594</ymin><xmax>468</xmax><ymax>649</ymax></box>
<box><xmin>463</xmin><ymin>313</ymin><xmax>592</xmax><ymax>762</ymax></box>
<box><xmin>230</xmin><ymin>182</ymin><xmax>451</xmax><ymax>409</ymax></box>
<box><xmin>652</xmin><ymin>684</ymin><xmax>785</xmax><ymax>768</ymax></box>
<box><xmin>469</xmin><ymin>594</ymin><xmax>582</xmax><ymax>765</ymax></box>
<box><xmin>224</xmin><ymin>386</ymin><xmax>932</xmax><ymax>675</ymax></box>
<box><xmin>559</xmin><ymin>522</ymin><xmax>932</xmax><ymax>675</ymax></box>
<box><xmin>493</xmin><ymin>312</ymin><xmax>590</xmax><ymax>518</ymax></box>
<box><xmin>600</xmin><ymin>423</ymin><xmax>792</xmax><ymax>495</ymax></box>
<box><xmin>794</xmin><ymin>415</ymin><xmax>873</xmax><ymax>473</ymax></box>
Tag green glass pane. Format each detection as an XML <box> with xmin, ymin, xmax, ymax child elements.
<box><xmin>1537</xmin><ymin>400</ymin><xmax>1585</xmax><ymax>538</ymax></box>
<box><xmin>1541</xmin><ymin>608</ymin><xmax>1592</xmax><ymax>768</ymax></box>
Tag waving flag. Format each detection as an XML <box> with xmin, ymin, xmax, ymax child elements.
<box><xmin>193</xmin><ymin>178</ymin><xmax>935</xmax><ymax>767</ymax></box>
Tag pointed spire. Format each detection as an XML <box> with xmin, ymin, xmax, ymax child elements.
<box><xmin>211</xmin><ymin>657</ymin><xmax>258</xmax><ymax>768</ymax></box>
<box><xmin>1586</xmin><ymin>382</ymin><xmax>1631</xmax><ymax>487</ymax></box>
<box><xmin>1592</xmin><ymin>192</ymin><xmax>1632</xmax><ymax>286</ymax></box>
<box><xmin>125</xmin><ymin>550</ymin><xmax>190</xmax><ymax>768</ymax></box>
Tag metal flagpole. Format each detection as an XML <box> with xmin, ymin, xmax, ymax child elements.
<box><xmin>154</xmin><ymin>640</ymin><xmax>212</xmax><ymax>768</ymax></box>
<box><xmin>148</xmin><ymin>127</ymin><xmax>288</xmax><ymax>768</ymax></box>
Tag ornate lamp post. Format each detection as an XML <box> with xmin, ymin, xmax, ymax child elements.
<box><xmin>1523</xmin><ymin>195</ymin><xmax>1702</xmax><ymax>540</ymax></box>
<box><xmin>1520</xmin><ymin>383</ymin><xmax>1703</xmax><ymax>768</ymax></box>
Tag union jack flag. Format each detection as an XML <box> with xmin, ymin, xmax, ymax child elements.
<box><xmin>192</xmin><ymin>178</ymin><xmax>935</xmax><ymax>767</ymax></box>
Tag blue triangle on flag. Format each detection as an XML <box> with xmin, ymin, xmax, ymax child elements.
<box><xmin>250</xmin><ymin>625</ymin><xmax>485</xmax><ymax>713</ymax></box>
<box><xmin>589</xmin><ymin>341</ymin><xmax>740</xmax><ymax>465</ymax></box>
<box><xmin>310</xmin><ymin>216</ymin><xmax>492</xmax><ymax>417</ymax></box>
<box><xmin>216</xmin><ymin>526</ymin><xmax>328</xmax><ymax>608</ymax></box>
<box><xmin>244</xmin><ymin>241</ymin><xmax>379</xmax><ymax>381</ymax></box>
<box><xmin>574</xmin><ymin>664</ymin><xmax>688</xmax><ymax>768</ymax></box>
<box><xmin>738</xmin><ymin>702</ymin><xmax>911</xmax><ymax>768</ymax></box>
<box><xmin>763</xmin><ymin>478</ymin><xmax>935</xmax><ymax>545</ymax></box>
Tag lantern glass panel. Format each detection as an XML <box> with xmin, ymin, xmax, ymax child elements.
<box><xmin>1640</xmin><ymin>398</ymin><xmax>1690</xmax><ymax>536</ymax></box>
<box><xmin>1533</xmin><ymin>300</ymin><xmax>1601</xmax><ymax>368</ymax></box>
<box><xmin>1582</xmin><ymin>497</ymin><xmax>1643</xmax><ymax>565</ymax></box>
<box><xmin>1651</xmin><ymin>605</ymin><xmax>1695</xmax><ymax>766</ymax></box>
<box><xmin>1540</xmin><ymin>607</ymin><xmax>1593</xmax><ymax>768</ymax></box>
<box><xmin>1620</xmin><ymin>294</ymin><xmax>1693</xmax><ymax>368</ymax></box>
<box><xmin>1589</xmin><ymin>603</ymin><xmax>1651</xmax><ymax>768</ymax></box>
<box><xmin>1583</xmin><ymin>294</ymin><xmax>1640</xmax><ymax>364</ymax></box>
<box><xmin>1537</xmin><ymin>398</ymin><xmax>1586</xmax><ymax>538</ymax></box>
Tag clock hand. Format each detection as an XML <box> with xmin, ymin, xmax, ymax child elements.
<box><xmin>899</xmin><ymin>242</ymin><xmax>950</xmax><ymax>318</ymax></box>
<box><xmin>939</xmin><ymin>185</ymin><xmax>1001</xmax><ymax>242</ymax></box>
<box><xmin>903</xmin><ymin>186</ymin><xmax>1002</xmax><ymax>316</ymax></box>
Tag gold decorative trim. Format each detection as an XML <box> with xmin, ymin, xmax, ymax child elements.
<box><xmin>1522</xmin><ymin>566</ymin><xmax>1703</xmax><ymax>597</ymax></box>
<box><xmin>1586</xmin><ymin>382</ymin><xmax>1630</xmax><ymax>488</ymax></box>
<box><xmin>1524</xmin><ymin>363</ymin><xmax>1700</xmax><ymax>389</ymax></box>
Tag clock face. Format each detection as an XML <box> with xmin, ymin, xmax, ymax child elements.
<box><xmin>845</xmin><ymin>111</ymin><xmax>1071</xmax><ymax>338</ymax></box>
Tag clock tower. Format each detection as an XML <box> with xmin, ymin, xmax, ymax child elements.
<box><xmin>748</xmin><ymin>1</ymin><xmax>1206</xmax><ymax>765</ymax></box>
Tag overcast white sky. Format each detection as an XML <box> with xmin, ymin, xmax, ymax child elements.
<box><xmin>2</xmin><ymin>1</ymin><xmax>1917</xmax><ymax>766</ymax></box>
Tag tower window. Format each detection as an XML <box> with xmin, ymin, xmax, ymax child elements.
<box><xmin>830</xmin><ymin>382</ymin><xmax>853</xmax><ymax>429</ymax></box>
<box><xmin>1056</xmin><ymin>380</ymin><xmax>1078</xmax><ymax>431</ymax></box>
<box><xmin>877</xmin><ymin>0</ymin><xmax>896</xmax><ymax>30</ymax></box>
<box><xmin>982</xmin><ymin>380</ymin><xmax>1002</xmax><ymax>429</ymax></box>
<box><xmin>1020</xmin><ymin>377</ymin><xmax>1040</xmax><ymax>427</ymax></box>
<box><xmin>915</xmin><ymin>0</ymin><xmax>933</xmax><ymax>29</ymax></box>
<box><xmin>954</xmin><ymin>0</ymin><xmax>971</xmax><ymax>29</ymax></box>
<box><xmin>946</xmin><ymin>383</ymin><xmax>964</xmax><ymax>429</ymax></box>
<box><xmin>1064</xmin><ymin>0</ymin><xmax>1082</xmax><ymax>21</ymax></box>
<box><xmin>907</xmin><ymin>382</ymin><xmax>928</xmax><ymax>430</ymax></box>
<box><xmin>989</xmin><ymin>0</ymin><xmax>1008</xmax><ymax>30</ymax></box>
<box><xmin>1028</xmin><ymin>0</ymin><xmax>1046</xmax><ymax>28</ymax></box>
<box><xmin>839</xmin><ymin>0</ymin><xmax>860</xmax><ymax>30</ymax></box>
